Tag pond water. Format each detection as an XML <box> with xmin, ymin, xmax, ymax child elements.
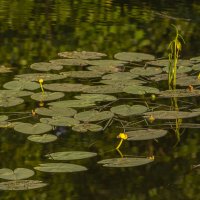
<box><xmin>1</xmin><ymin>0</ymin><xmax>200</xmax><ymax>199</ymax></box>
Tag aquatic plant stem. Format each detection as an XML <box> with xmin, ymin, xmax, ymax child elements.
<box><xmin>116</xmin><ymin>138</ymin><xmax>124</xmax><ymax>150</ymax></box>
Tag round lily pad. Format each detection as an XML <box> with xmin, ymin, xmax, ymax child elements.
<box><xmin>50</xmin><ymin>58</ymin><xmax>89</xmax><ymax>66</ymax></box>
<box><xmin>74</xmin><ymin>110</ymin><xmax>114</xmax><ymax>122</ymax></box>
<box><xmin>14</xmin><ymin>122</ymin><xmax>52</xmax><ymax>135</ymax></box>
<box><xmin>35</xmin><ymin>107</ymin><xmax>77</xmax><ymax>117</ymax></box>
<box><xmin>110</xmin><ymin>105</ymin><xmax>148</xmax><ymax>117</ymax></box>
<box><xmin>127</xmin><ymin>129</ymin><xmax>167</xmax><ymax>140</ymax></box>
<box><xmin>87</xmin><ymin>65</ymin><xmax>121</xmax><ymax>73</ymax></box>
<box><xmin>86</xmin><ymin>59</ymin><xmax>127</xmax><ymax>67</ymax></box>
<box><xmin>102</xmin><ymin>72</ymin><xmax>138</xmax><ymax>80</ymax></box>
<box><xmin>0</xmin><ymin>115</ymin><xmax>8</xmax><ymax>121</ymax></box>
<box><xmin>30</xmin><ymin>62</ymin><xmax>63</xmax><ymax>71</ymax></box>
<box><xmin>58</xmin><ymin>51</ymin><xmax>107</xmax><ymax>59</ymax></box>
<box><xmin>27</xmin><ymin>134</ymin><xmax>57</xmax><ymax>143</ymax></box>
<box><xmin>144</xmin><ymin>110</ymin><xmax>200</xmax><ymax>119</ymax></box>
<box><xmin>72</xmin><ymin>123</ymin><xmax>103</xmax><ymax>132</ymax></box>
<box><xmin>0</xmin><ymin>180</ymin><xmax>47</xmax><ymax>190</ymax></box>
<box><xmin>0</xmin><ymin>90</ymin><xmax>33</xmax><ymax>98</ymax></box>
<box><xmin>31</xmin><ymin>92</ymin><xmax>65</xmax><ymax>102</ymax></box>
<box><xmin>130</xmin><ymin>67</ymin><xmax>162</xmax><ymax>76</ymax></box>
<box><xmin>46</xmin><ymin>151</ymin><xmax>97</xmax><ymax>160</ymax></box>
<box><xmin>61</xmin><ymin>70</ymin><xmax>103</xmax><ymax>78</ymax></box>
<box><xmin>74</xmin><ymin>94</ymin><xmax>117</xmax><ymax>102</ymax></box>
<box><xmin>0</xmin><ymin>97</ymin><xmax>24</xmax><ymax>107</ymax></box>
<box><xmin>114</xmin><ymin>52</ymin><xmax>155</xmax><ymax>62</ymax></box>
<box><xmin>34</xmin><ymin>163</ymin><xmax>87</xmax><ymax>173</ymax></box>
<box><xmin>98</xmin><ymin>157</ymin><xmax>153</xmax><ymax>167</ymax></box>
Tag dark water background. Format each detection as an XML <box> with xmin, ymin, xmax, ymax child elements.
<box><xmin>1</xmin><ymin>0</ymin><xmax>200</xmax><ymax>199</ymax></box>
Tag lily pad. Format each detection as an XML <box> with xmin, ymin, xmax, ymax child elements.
<box><xmin>43</xmin><ymin>83</ymin><xmax>90</xmax><ymax>92</ymax></box>
<box><xmin>114</xmin><ymin>52</ymin><xmax>155</xmax><ymax>62</ymax></box>
<box><xmin>74</xmin><ymin>110</ymin><xmax>114</xmax><ymax>122</ymax></box>
<box><xmin>192</xmin><ymin>63</ymin><xmax>200</xmax><ymax>71</ymax></box>
<box><xmin>61</xmin><ymin>70</ymin><xmax>103</xmax><ymax>78</ymax></box>
<box><xmin>58</xmin><ymin>51</ymin><xmax>107</xmax><ymax>59</ymax></box>
<box><xmin>144</xmin><ymin>110</ymin><xmax>200</xmax><ymax>119</ymax></box>
<box><xmin>31</xmin><ymin>92</ymin><xmax>65</xmax><ymax>102</ymax></box>
<box><xmin>0</xmin><ymin>65</ymin><xmax>12</xmax><ymax>73</ymax></box>
<box><xmin>86</xmin><ymin>59</ymin><xmax>127</xmax><ymax>67</ymax></box>
<box><xmin>190</xmin><ymin>56</ymin><xmax>200</xmax><ymax>62</ymax></box>
<box><xmin>98</xmin><ymin>157</ymin><xmax>153</xmax><ymax>167</ymax></box>
<box><xmin>50</xmin><ymin>58</ymin><xmax>89</xmax><ymax>66</ymax></box>
<box><xmin>46</xmin><ymin>151</ymin><xmax>97</xmax><ymax>160</ymax></box>
<box><xmin>0</xmin><ymin>180</ymin><xmax>47</xmax><ymax>190</ymax></box>
<box><xmin>123</xmin><ymin>85</ymin><xmax>159</xmax><ymax>95</ymax></box>
<box><xmin>30</xmin><ymin>62</ymin><xmax>63</xmax><ymax>72</ymax></box>
<box><xmin>34</xmin><ymin>163</ymin><xmax>87</xmax><ymax>173</ymax></box>
<box><xmin>14</xmin><ymin>122</ymin><xmax>52</xmax><ymax>135</ymax></box>
<box><xmin>0</xmin><ymin>90</ymin><xmax>33</xmax><ymax>98</ymax></box>
<box><xmin>176</xmin><ymin>76</ymin><xmax>200</xmax><ymax>86</ymax></box>
<box><xmin>0</xmin><ymin>115</ymin><xmax>8</xmax><ymax>121</ymax></box>
<box><xmin>102</xmin><ymin>72</ymin><xmax>138</xmax><ymax>80</ymax></box>
<box><xmin>0</xmin><ymin>168</ymin><xmax>34</xmax><ymax>180</ymax></box>
<box><xmin>72</xmin><ymin>123</ymin><xmax>103</xmax><ymax>132</ymax></box>
<box><xmin>87</xmin><ymin>65</ymin><xmax>121</xmax><ymax>73</ymax></box>
<box><xmin>130</xmin><ymin>67</ymin><xmax>162</xmax><ymax>76</ymax></box>
<box><xmin>40</xmin><ymin>116</ymin><xmax>80</xmax><ymax>127</ymax></box>
<box><xmin>74</xmin><ymin>94</ymin><xmax>117</xmax><ymax>102</ymax></box>
<box><xmin>0</xmin><ymin>97</ymin><xmax>24</xmax><ymax>107</ymax></box>
<box><xmin>27</xmin><ymin>134</ymin><xmax>57</xmax><ymax>143</ymax></box>
<box><xmin>127</xmin><ymin>129</ymin><xmax>167</xmax><ymax>140</ymax></box>
<box><xmin>162</xmin><ymin>66</ymin><xmax>192</xmax><ymax>73</ymax></box>
<box><xmin>110</xmin><ymin>105</ymin><xmax>148</xmax><ymax>117</ymax></box>
<box><xmin>35</xmin><ymin>107</ymin><xmax>77</xmax><ymax>117</ymax></box>
<box><xmin>100</xmin><ymin>79</ymin><xmax>145</xmax><ymax>86</ymax></box>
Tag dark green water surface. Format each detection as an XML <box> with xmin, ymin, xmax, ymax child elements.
<box><xmin>1</xmin><ymin>0</ymin><xmax>200</xmax><ymax>199</ymax></box>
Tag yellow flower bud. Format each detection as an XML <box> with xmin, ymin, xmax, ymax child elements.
<box><xmin>117</xmin><ymin>133</ymin><xmax>128</xmax><ymax>140</ymax></box>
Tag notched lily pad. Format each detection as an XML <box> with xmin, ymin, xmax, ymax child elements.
<box><xmin>86</xmin><ymin>59</ymin><xmax>127</xmax><ymax>67</ymax></box>
<box><xmin>31</xmin><ymin>92</ymin><xmax>65</xmax><ymax>102</ymax></box>
<box><xmin>50</xmin><ymin>58</ymin><xmax>89</xmax><ymax>66</ymax></box>
<box><xmin>0</xmin><ymin>90</ymin><xmax>33</xmax><ymax>98</ymax></box>
<box><xmin>176</xmin><ymin>76</ymin><xmax>200</xmax><ymax>86</ymax></box>
<box><xmin>163</xmin><ymin>66</ymin><xmax>192</xmax><ymax>73</ymax></box>
<box><xmin>61</xmin><ymin>70</ymin><xmax>103</xmax><ymax>78</ymax></box>
<box><xmin>127</xmin><ymin>129</ymin><xmax>167</xmax><ymax>140</ymax></box>
<box><xmin>123</xmin><ymin>85</ymin><xmax>159</xmax><ymax>95</ymax></box>
<box><xmin>98</xmin><ymin>157</ymin><xmax>153</xmax><ymax>167</ymax></box>
<box><xmin>102</xmin><ymin>72</ymin><xmax>138</xmax><ymax>80</ymax></box>
<box><xmin>100</xmin><ymin>79</ymin><xmax>145</xmax><ymax>86</ymax></box>
<box><xmin>72</xmin><ymin>123</ymin><xmax>103</xmax><ymax>132</ymax></box>
<box><xmin>87</xmin><ymin>65</ymin><xmax>121</xmax><ymax>73</ymax></box>
<box><xmin>130</xmin><ymin>67</ymin><xmax>162</xmax><ymax>76</ymax></box>
<box><xmin>27</xmin><ymin>134</ymin><xmax>57</xmax><ymax>143</ymax></box>
<box><xmin>0</xmin><ymin>97</ymin><xmax>24</xmax><ymax>107</ymax></box>
<box><xmin>74</xmin><ymin>94</ymin><xmax>117</xmax><ymax>102</ymax></box>
<box><xmin>46</xmin><ymin>151</ymin><xmax>97</xmax><ymax>160</ymax></box>
<box><xmin>30</xmin><ymin>62</ymin><xmax>63</xmax><ymax>72</ymax></box>
<box><xmin>34</xmin><ymin>163</ymin><xmax>87</xmax><ymax>173</ymax></box>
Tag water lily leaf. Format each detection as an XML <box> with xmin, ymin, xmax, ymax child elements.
<box><xmin>0</xmin><ymin>115</ymin><xmax>8</xmax><ymax>121</ymax></box>
<box><xmin>46</xmin><ymin>151</ymin><xmax>97</xmax><ymax>160</ymax></box>
<box><xmin>87</xmin><ymin>59</ymin><xmax>127</xmax><ymax>67</ymax></box>
<box><xmin>72</xmin><ymin>123</ymin><xmax>103</xmax><ymax>132</ymax></box>
<box><xmin>3</xmin><ymin>80</ymin><xmax>40</xmax><ymax>91</ymax></box>
<box><xmin>98</xmin><ymin>157</ymin><xmax>153</xmax><ymax>167</ymax></box>
<box><xmin>48</xmin><ymin>100</ymin><xmax>95</xmax><ymax>108</ymax></box>
<box><xmin>123</xmin><ymin>85</ymin><xmax>159</xmax><ymax>95</ymax></box>
<box><xmin>130</xmin><ymin>67</ymin><xmax>162</xmax><ymax>76</ymax></box>
<box><xmin>50</xmin><ymin>58</ymin><xmax>88</xmax><ymax>66</ymax></box>
<box><xmin>100</xmin><ymin>79</ymin><xmax>145</xmax><ymax>86</ymax></box>
<box><xmin>14</xmin><ymin>122</ymin><xmax>52</xmax><ymax>135</ymax></box>
<box><xmin>87</xmin><ymin>65</ymin><xmax>121</xmax><ymax>73</ymax></box>
<box><xmin>0</xmin><ymin>97</ymin><xmax>24</xmax><ymax>107</ymax></box>
<box><xmin>34</xmin><ymin>163</ymin><xmax>87</xmax><ymax>173</ymax></box>
<box><xmin>31</xmin><ymin>92</ymin><xmax>65</xmax><ymax>102</ymax></box>
<box><xmin>15</xmin><ymin>73</ymin><xmax>66</xmax><ymax>82</ymax></box>
<box><xmin>0</xmin><ymin>90</ymin><xmax>33</xmax><ymax>98</ymax></box>
<box><xmin>163</xmin><ymin>66</ymin><xmax>192</xmax><ymax>73</ymax></box>
<box><xmin>176</xmin><ymin>76</ymin><xmax>200</xmax><ymax>86</ymax></box>
<box><xmin>0</xmin><ymin>180</ymin><xmax>47</xmax><ymax>190</ymax></box>
<box><xmin>74</xmin><ymin>110</ymin><xmax>114</xmax><ymax>122</ymax></box>
<box><xmin>144</xmin><ymin>110</ymin><xmax>200</xmax><ymax>119</ymax></box>
<box><xmin>30</xmin><ymin>62</ymin><xmax>63</xmax><ymax>72</ymax></box>
<box><xmin>150</xmin><ymin>73</ymin><xmax>187</xmax><ymax>82</ymax></box>
<box><xmin>74</xmin><ymin>94</ymin><xmax>117</xmax><ymax>102</ymax></box>
<box><xmin>0</xmin><ymin>168</ymin><xmax>34</xmax><ymax>180</ymax></box>
<box><xmin>43</xmin><ymin>83</ymin><xmax>90</xmax><ymax>92</ymax></box>
<box><xmin>114</xmin><ymin>52</ymin><xmax>155</xmax><ymax>62</ymax></box>
<box><xmin>35</xmin><ymin>107</ymin><xmax>77</xmax><ymax>117</ymax></box>
<box><xmin>102</xmin><ymin>72</ymin><xmax>138</xmax><ymax>80</ymax></box>
<box><xmin>192</xmin><ymin>63</ymin><xmax>200</xmax><ymax>71</ymax></box>
<box><xmin>0</xmin><ymin>65</ymin><xmax>12</xmax><ymax>73</ymax></box>
<box><xmin>40</xmin><ymin>116</ymin><xmax>80</xmax><ymax>127</ymax></box>
<box><xmin>27</xmin><ymin>134</ymin><xmax>57</xmax><ymax>143</ymax></box>
<box><xmin>110</xmin><ymin>105</ymin><xmax>148</xmax><ymax>117</ymax></box>
<box><xmin>190</xmin><ymin>56</ymin><xmax>200</xmax><ymax>63</ymax></box>
<box><xmin>61</xmin><ymin>70</ymin><xmax>103</xmax><ymax>78</ymax></box>
<box><xmin>127</xmin><ymin>129</ymin><xmax>167</xmax><ymax>140</ymax></box>
<box><xmin>58</xmin><ymin>51</ymin><xmax>107</xmax><ymax>59</ymax></box>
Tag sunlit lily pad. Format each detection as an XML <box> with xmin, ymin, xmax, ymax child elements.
<box><xmin>0</xmin><ymin>90</ymin><xmax>33</xmax><ymax>97</ymax></box>
<box><xmin>43</xmin><ymin>83</ymin><xmax>90</xmax><ymax>92</ymax></box>
<box><xmin>0</xmin><ymin>168</ymin><xmax>34</xmax><ymax>180</ymax></box>
<box><xmin>35</xmin><ymin>107</ymin><xmax>77</xmax><ymax>117</ymax></box>
<box><xmin>110</xmin><ymin>105</ymin><xmax>148</xmax><ymax>117</ymax></box>
<box><xmin>123</xmin><ymin>85</ymin><xmax>159</xmax><ymax>95</ymax></box>
<box><xmin>50</xmin><ymin>58</ymin><xmax>88</xmax><ymax>66</ymax></box>
<box><xmin>144</xmin><ymin>110</ymin><xmax>200</xmax><ymax>119</ymax></box>
<box><xmin>31</xmin><ymin>92</ymin><xmax>65</xmax><ymax>102</ymax></box>
<box><xmin>48</xmin><ymin>100</ymin><xmax>95</xmax><ymax>108</ymax></box>
<box><xmin>0</xmin><ymin>65</ymin><xmax>12</xmax><ymax>73</ymax></box>
<box><xmin>114</xmin><ymin>52</ymin><xmax>155</xmax><ymax>62</ymax></box>
<box><xmin>0</xmin><ymin>180</ymin><xmax>47</xmax><ymax>190</ymax></box>
<box><xmin>98</xmin><ymin>157</ymin><xmax>153</xmax><ymax>167</ymax></box>
<box><xmin>87</xmin><ymin>65</ymin><xmax>121</xmax><ymax>73</ymax></box>
<box><xmin>27</xmin><ymin>134</ymin><xmax>57</xmax><ymax>143</ymax></box>
<box><xmin>14</xmin><ymin>122</ymin><xmax>52</xmax><ymax>135</ymax></box>
<box><xmin>72</xmin><ymin>123</ymin><xmax>103</xmax><ymax>132</ymax></box>
<box><xmin>74</xmin><ymin>110</ymin><xmax>114</xmax><ymax>122</ymax></box>
<box><xmin>30</xmin><ymin>62</ymin><xmax>63</xmax><ymax>71</ymax></box>
<box><xmin>0</xmin><ymin>97</ymin><xmax>24</xmax><ymax>107</ymax></box>
<box><xmin>130</xmin><ymin>67</ymin><xmax>162</xmax><ymax>76</ymax></box>
<box><xmin>74</xmin><ymin>94</ymin><xmax>117</xmax><ymax>102</ymax></box>
<box><xmin>61</xmin><ymin>70</ymin><xmax>103</xmax><ymax>78</ymax></box>
<box><xmin>46</xmin><ymin>151</ymin><xmax>97</xmax><ymax>160</ymax></box>
<box><xmin>86</xmin><ymin>59</ymin><xmax>127</xmax><ymax>67</ymax></box>
<box><xmin>34</xmin><ymin>163</ymin><xmax>87</xmax><ymax>173</ymax></box>
<box><xmin>40</xmin><ymin>116</ymin><xmax>80</xmax><ymax>127</ymax></box>
<box><xmin>58</xmin><ymin>51</ymin><xmax>107</xmax><ymax>59</ymax></box>
<box><xmin>163</xmin><ymin>66</ymin><xmax>192</xmax><ymax>73</ymax></box>
<box><xmin>0</xmin><ymin>115</ymin><xmax>8</xmax><ymax>121</ymax></box>
<box><xmin>15</xmin><ymin>73</ymin><xmax>66</xmax><ymax>81</ymax></box>
<box><xmin>102</xmin><ymin>72</ymin><xmax>138</xmax><ymax>80</ymax></box>
<box><xmin>3</xmin><ymin>80</ymin><xmax>40</xmax><ymax>91</ymax></box>
<box><xmin>176</xmin><ymin>76</ymin><xmax>200</xmax><ymax>86</ymax></box>
<box><xmin>127</xmin><ymin>129</ymin><xmax>167</xmax><ymax>140</ymax></box>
